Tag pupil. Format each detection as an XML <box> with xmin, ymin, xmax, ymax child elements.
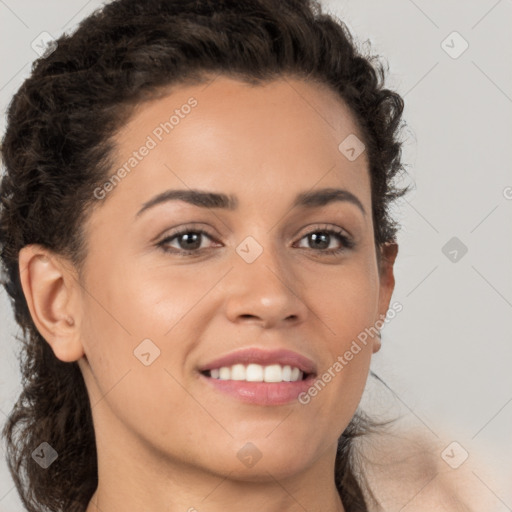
<box><xmin>310</xmin><ymin>232</ymin><xmax>329</xmax><ymax>249</ymax></box>
<box><xmin>181</xmin><ymin>232</ymin><xmax>201</xmax><ymax>249</ymax></box>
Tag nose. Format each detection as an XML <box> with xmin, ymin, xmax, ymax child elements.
<box><xmin>223</xmin><ymin>240</ymin><xmax>309</xmax><ymax>329</ymax></box>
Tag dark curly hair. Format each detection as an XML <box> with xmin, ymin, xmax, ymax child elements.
<box><xmin>0</xmin><ymin>0</ymin><xmax>408</xmax><ymax>511</ymax></box>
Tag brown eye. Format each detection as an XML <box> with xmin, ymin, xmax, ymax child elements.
<box><xmin>173</xmin><ymin>232</ymin><xmax>203</xmax><ymax>250</ymax></box>
<box><xmin>306</xmin><ymin>232</ymin><xmax>334</xmax><ymax>250</ymax></box>
<box><xmin>295</xmin><ymin>227</ymin><xmax>355</xmax><ymax>255</ymax></box>
<box><xmin>157</xmin><ymin>229</ymin><xmax>220</xmax><ymax>254</ymax></box>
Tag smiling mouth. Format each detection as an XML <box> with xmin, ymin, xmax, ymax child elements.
<box><xmin>201</xmin><ymin>363</ymin><xmax>312</xmax><ymax>383</ymax></box>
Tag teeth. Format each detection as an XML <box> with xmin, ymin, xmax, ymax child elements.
<box><xmin>282</xmin><ymin>365</ymin><xmax>292</xmax><ymax>381</ymax></box>
<box><xmin>219</xmin><ymin>367</ymin><xmax>230</xmax><ymax>380</ymax></box>
<box><xmin>291</xmin><ymin>367</ymin><xmax>300</xmax><ymax>381</ymax></box>
<box><xmin>264</xmin><ymin>364</ymin><xmax>282</xmax><ymax>383</ymax></box>
<box><xmin>246</xmin><ymin>363</ymin><xmax>263</xmax><ymax>382</ymax></box>
<box><xmin>231</xmin><ymin>364</ymin><xmax>246</xmax><ymax>380</ymax></box>
<box><xmin>207</xmin><ymin>363</ymin><xmax>305</xmax><ymax>383</ymax></box>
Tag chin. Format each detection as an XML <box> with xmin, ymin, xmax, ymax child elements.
<box><xmin>215</xmin><ymin>436</ymin><xmax>319</xmax><ymax>481</ymax></box>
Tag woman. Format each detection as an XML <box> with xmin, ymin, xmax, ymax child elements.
<box><xmin>1</xmin><ymin>0</ymin><xmax>475</xmax><ymax>510</ymax></box>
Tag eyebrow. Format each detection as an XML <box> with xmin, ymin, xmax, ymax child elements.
<box><xmin>135</xmin><ymin>187</ymin><xmax>366</xmax><ymax>218</ymax></box>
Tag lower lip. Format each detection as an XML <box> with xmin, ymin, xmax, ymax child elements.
<box><xmin>200</xmin><ymin>373</ymin><xmax>315</xmax><ymax>406</ymax></box>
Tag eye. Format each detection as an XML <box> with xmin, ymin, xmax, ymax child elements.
<box><xmin>294</xmin><ymin>226</ymin><xmax>354</xmax><ymax>255</ymax></box>
<box><xmin>155</xmin><ymin>224</ymin><xmax>355</xmax><ymax>257</ymax></box>
<box><xmin>157</xmin><ymin>228</ymin><xmax>220</xmax><ymax>255</ymax></box>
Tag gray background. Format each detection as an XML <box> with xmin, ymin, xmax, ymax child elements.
<box><xmin>1</xmin><ymin>0</ymin><xmax>511</xmax><ymax>510</ymax></box>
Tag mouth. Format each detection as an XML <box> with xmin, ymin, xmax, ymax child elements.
<box><xmin>197</xmin><ymin>348</ymin><xmax>317</xmax><ymax>405</ymax></box>
<box><xmin>201</xmin><ymin>363</ymin><xmax>312</xmax><ymax>382</ymax></box>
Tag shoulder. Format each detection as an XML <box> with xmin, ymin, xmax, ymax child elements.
<box><xmin>355</xmin><ymin>428</ymin><xmax>497</xmax><ymax>512</ymax></box>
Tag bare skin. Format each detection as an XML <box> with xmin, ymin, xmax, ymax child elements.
<box><xmin>19</xmin><ymin>76</ymin><xmax>397</xmax><ymax>512</ymax></box>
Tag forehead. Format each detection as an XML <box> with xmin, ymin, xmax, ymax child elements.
<box><xmin>101</xmin><ymin>76</ymin><xmax>371</xmax><ymax>214</ymax></box>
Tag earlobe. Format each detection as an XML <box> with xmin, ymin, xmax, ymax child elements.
<box><xmin>372</xmin><ymin>330</ymin><xmax>382</xmax><ymax>354</ymax></box>
<box><xmin>18</xmin><ymin>244</ymin><xmax>84</xmax><ymax>362</ymax></box>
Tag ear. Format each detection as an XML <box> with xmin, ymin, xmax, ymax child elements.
<box><xmin>18</xmin><ymin>244</ymin><xmax>84</xmax><ymax>362</ymax></box>
<box><xmin>373</xmin><ymin>241</ymin><xmax>399</xmax><ymax>354</ymax></box>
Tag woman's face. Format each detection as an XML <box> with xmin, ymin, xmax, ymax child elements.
<box><xmin>75</xmin><ymin>76</ymin><xmax>396</xmax><ymax>481</ymax></box>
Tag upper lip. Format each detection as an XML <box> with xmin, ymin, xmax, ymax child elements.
<box><xmin>198</xmin><ymin>348</ymin><xmax>317</xmax><ymax>376</ymax></box>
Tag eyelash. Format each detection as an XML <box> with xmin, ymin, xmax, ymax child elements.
<box><xmin>156</xmin><ymin>224</ymin><xmax>355</xmax><ymax>257</ymax></box>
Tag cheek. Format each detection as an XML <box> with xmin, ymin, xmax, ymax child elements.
<box><xmin>78</xmin><ymin>258</ymin><xmax>214</xmax><ymax>410</ymax></box>
<box><xmin>82</xmin><ymin>255</ymin><xmax>210</xmax><ymax>343</ymax></box>
<box><xmin>78</xmin><ymin>276</ymin><xmax>200</xmax><ymax>449</ymax></box>
<box><xmin>296</xmin><ymin>259</ymin><xmax>380</xmax><ymax>423</ymax></box>
<box><xmin>304</xmin><ymin>258</ymin><xmax>380</xmax><ymax>337</ymax></box>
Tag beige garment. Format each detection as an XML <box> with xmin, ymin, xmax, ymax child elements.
<box><xmin>355</xmin><ymin>429</ymin><xmax>502</xmax><ymax>511</ymax></box>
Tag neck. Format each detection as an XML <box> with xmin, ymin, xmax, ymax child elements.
<box><xmin>85</xmin><ymin>431</ymin><xmax>347</xmax><ymax>512</ymax></box>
